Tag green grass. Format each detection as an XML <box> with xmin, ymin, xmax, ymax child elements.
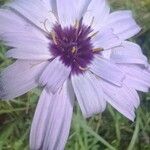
<box><xmin>0</xmin><ymin>0</ymin><xmax>150</xmax><ymax>150</ymax></box>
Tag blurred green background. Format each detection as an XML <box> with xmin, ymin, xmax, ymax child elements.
<box><xmin>0</xmin><ymin>0</ymin><xmax>150</xmax><ymax>150</ymax></box>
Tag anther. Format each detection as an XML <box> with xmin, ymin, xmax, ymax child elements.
<box><xmin>79</xmin><ymin>66</ymin><xmax>88</xmax><ymax>71</ymax></box>
<box><xmin>93</xmin><ymin>48</ymin><xmax>104</xmax><ymax>52</ymax></box>
<box><xmin>43</xmin><ymin>19</ymin><xmax>51</xmax><ymax>33</ymax></box>
<box><xmin>74</xmin><ymin>20</ymin><xmax>80</xmax><ymax>29</ymax></box>
<box><xmin>51</xmin><ymin>31</ymin><xmax>57</xmax><ymax>45</ymax></box>
<box><xmin>88</xmin><ymin>31</ymin><xmax>99</xmax><ymax>39</ymax></box>
<box><xmin>71</xmin><ymin>46</ymin><xmax>77</xmax><ymax>54</ymax></box>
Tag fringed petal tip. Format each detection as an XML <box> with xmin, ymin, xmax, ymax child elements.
<box><xmin>101</xmin><ymin>79</ymin><xmax>140</xmax><ymax>122</ymax></box>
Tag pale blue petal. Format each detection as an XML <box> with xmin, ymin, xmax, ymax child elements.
<box><xmin>39</xmin><ymin>58</ymin><xmax>71</xmax><ymax>93</ymax></box>
<box><xmin>0</xmin><ymin>60</ymin><xmax>48</xmax><ymax>100</ymax></box>
<box><xmin>72</xmin><ymin>72</ymin><xmax>106</xmax><ymax>118</ymax></box>
<box><xmin>89</xmin><ymin>56</ymin><xmax>125</xmax><ymax>86</ymax></box>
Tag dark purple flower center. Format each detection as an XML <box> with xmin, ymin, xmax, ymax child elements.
<box><xmin>49</xmin><ymin>20</ymin><xmax>99</xmax><ymax>75</ymax></box>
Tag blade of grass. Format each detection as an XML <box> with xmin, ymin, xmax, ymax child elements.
<box><xmin>78</xmin><ymin>116</ymin><xmax>116</xmax><ymax>150</ymax></box>
<box><xmin>127</xmin><ymin>112</ymin><xmax>140</xmax><ymax>150</ymax></box>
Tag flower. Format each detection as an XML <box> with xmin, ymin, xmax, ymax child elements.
<box><xmin>0</xmin><ymin>0</ymin><xmax>150</xmax><ymax>149</ymax></box>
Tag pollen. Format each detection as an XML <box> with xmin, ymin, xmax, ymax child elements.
<box><xmin>71</xmin><ymin>46</ymin><xmax>77</xmax><ymax>54</ymax></box>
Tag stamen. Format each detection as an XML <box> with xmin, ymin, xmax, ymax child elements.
<box><xmin>71</xmin><ymin>46</ymin><xmax>77</xmax><ymax>54</ymax></box>
<box><xmin>88</xmin><ymin>31</ymin><xmax>99</xmax><ymax>38</ymax></box>
<box><xmin>90</xmin><ymin>17</ymin><xmax>95</xmax><ymax>27</ymax></box>
<box><xmin>74</xmin><ymin>20</ymin><xmax>80</xmax><ymax>29</ymax></box>
<box><xmin>78</xmin><ymin>29</ymin><xmax>83</xmax><ymax>37</ymax></box>
<box><xmin>51</xmin><ymin>31</ymin><xmax>57</xmax><ymax>45</ymax></box>
<box><xmin>43</xmin><ymin>19</ymin><xmax>51</xmax><ymax>33</ymax></box>
<box><xmin>79</xmin><ymin>66</ymin><xmax>88</xmax><ymax>71</ymax></box>
<box><xmin>93</xmin><ymin>48</ymin><xmax>104</xmax><ymax>52</ymax></box>
<box><xmin>50</xmin><ymin>23</ymin><xmax>94</xmax><ymax>75</ymax></box>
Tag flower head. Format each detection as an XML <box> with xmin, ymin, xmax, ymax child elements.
<box><xmin>0</xmin><ymin>0</ymin><xmax>150</xmax><ymax>150</ymax></box>
<box><xmin>50</xmin><ymin>21</ymin><xmax>94</xmax><ymax>74</ymax></box>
